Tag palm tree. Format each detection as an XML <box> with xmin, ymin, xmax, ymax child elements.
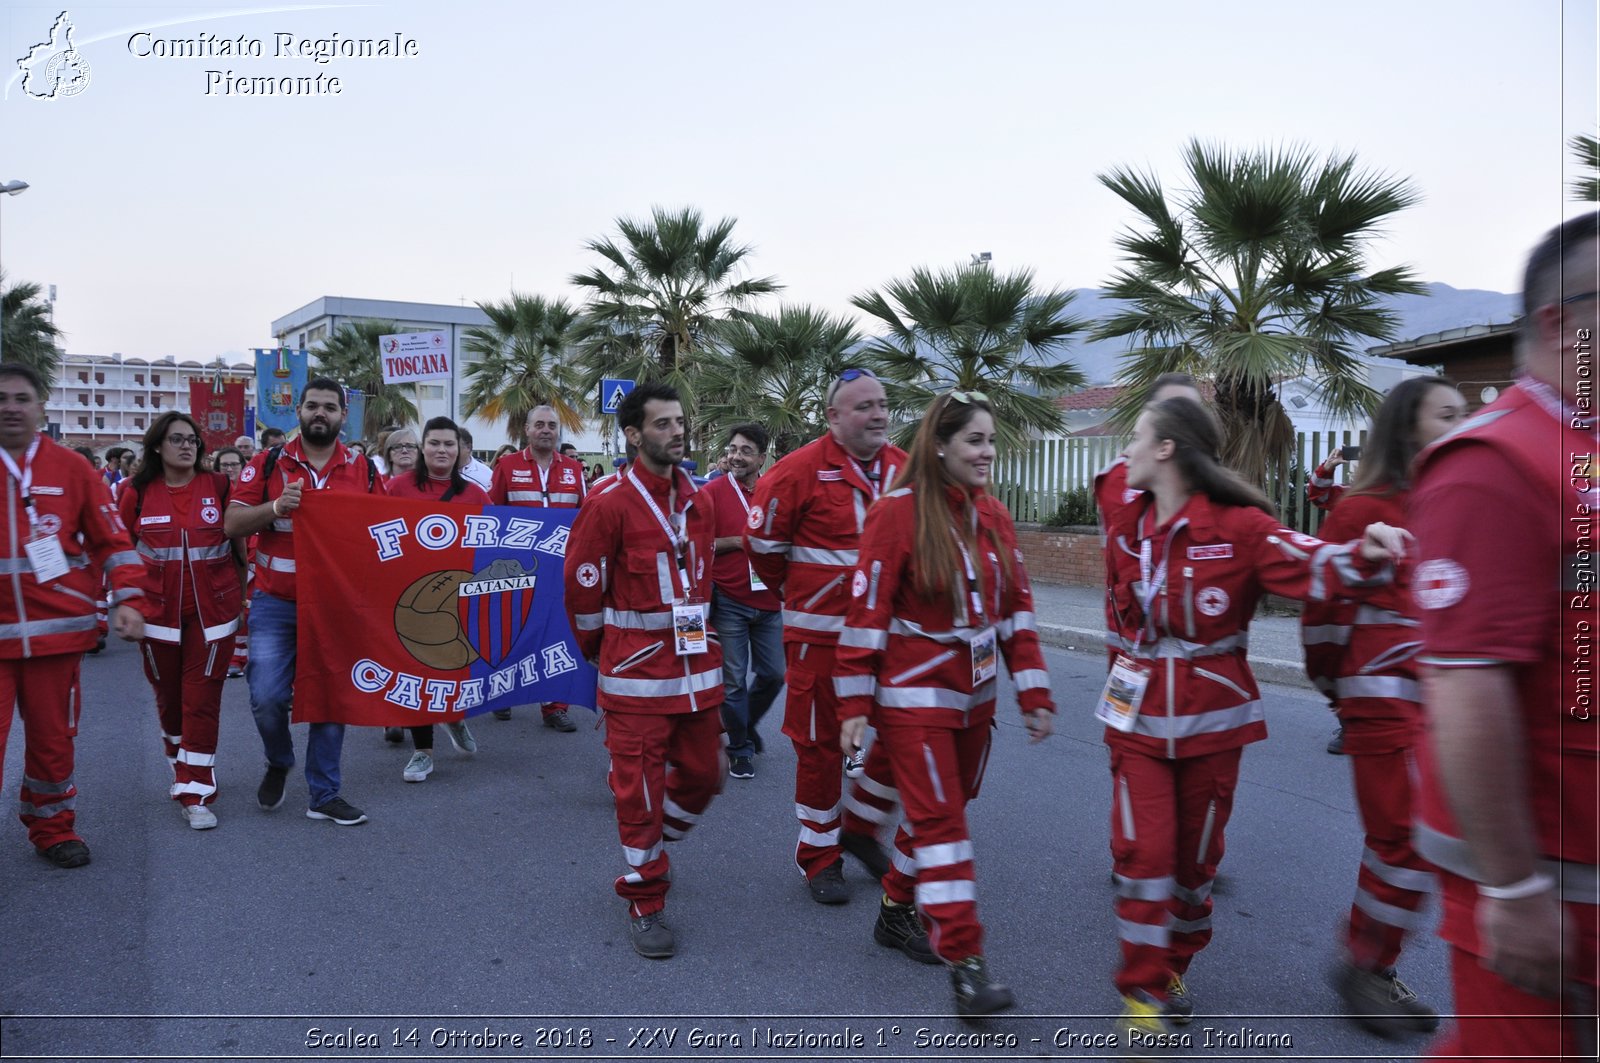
<box><xmin>695</xmin><ymin>305</ymin><xmax>863</xmax><ymax>457</ymax></box>
<box><xmin>1572</xmin><ymin>132</ymin><xmax>1600</xmax><ymax>202</ymax></box>
<box><xmin>460</xmin><ymin>293</ymin><xmax>584</xmax><ymax>443</ymax></box>
<box><xmin>851</xmin><ymin>263</ymin><xmax>1088</xmax><ymax>449</ymax></box>
<box><xmin>0</xmin><ymin>273</ymin><xmax>62</xmax><ymax>382</ymax></box>
<box><xmin>569</xmin><ymin>206</ymin><xmax>783</xmax><ymax>415</ymax></box>
<box><xmin>312</xmin><ymin>319</ymin><xmax>419</xmax><ymax>438</ymax></box>
<box><xmin>1094</xmin><ymin>140</ymin><xmax>1425</xmax><ymax>482</ymax></box>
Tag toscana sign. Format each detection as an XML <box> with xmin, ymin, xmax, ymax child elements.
<box><xmin>378</xmin><ymin>330</ymin><xmax>452</xmax><ymax>386</ymax></box>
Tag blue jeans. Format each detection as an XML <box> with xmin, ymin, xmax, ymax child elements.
<box><xmin>246</xmin><ymin>590</ymin><xmax>346</xmax><ymax>808</ymax></box>
<box><xmin>712</xmin><ymin>590</ymin><xmax>784</xmax><ymax>759</ymax></box>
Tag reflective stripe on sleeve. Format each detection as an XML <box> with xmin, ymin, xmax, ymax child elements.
<box><xmin>1334</xmin><ymin>675</ymin><xmax>1420</xmax><ymax>701</ymax></box>
<box><xmin>833</xmin><ymin>675</ymin><xmax>875</xmax><ymax>699</ymax></box>
<box><xmin>1011</xmin><ymin>669</ymin><xmax>1050</xmax><ymax>691</ymax></box>
<box><xmin>838</xmin><ymin>626</ymin><xmax>888</xmax><ymax>651</ymax></box>
<box><xmin>789</xmin><ymin>547</ymin><xmax>859</xmax><ymax>567</ymax></box>
<box><xmin>782</xmin><ymin>609</ymin><xmax>844</xmax><ymax>634</ymax></box>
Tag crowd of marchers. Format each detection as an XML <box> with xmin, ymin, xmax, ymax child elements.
<box><xmin>0</xmin><ymin>214</ymin><xmax>1593</xmax><ymax>1060</ymax></box>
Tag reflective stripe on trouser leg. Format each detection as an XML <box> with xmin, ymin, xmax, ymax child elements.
<box><xmin>8</xmin><ymin>654</ymin><xmax>85</xmax><ymax>848</ymax></box>
<box><xmin>883</xmin><ymin>820</ymin><xmax>918</xmax><ymax>905</ymax></box>
<box><xmin>231</xmin><ymin>597</ymin><xmax>249</xmax><ymax>669</ymax></box>
<box><xmin>842</xmin><ymin>736</ymin><xmax>900</xmax><ymax>836</ymax></box>
<box><xmin>1346</xmin><ymin>746</ymin><xmax>1433</xmax><ymax>970</ymax></box>
<box><xmin>662</xmin><ymin>708</ymin><xmax>725</xmax><ymax>841</ymax></box>
<box><xmin>785</xmin><ymin>643</ymin><xmax>846</xmax><ymax>879</ymax></box>
<box><xmin>1108</xmin><ymin>746</ymin><xmax>1179</xmax><ymax>998</ymax></box>
<box><xmin>877</xmin><ymin>718</ymin><xmax>991</xmax><ymax>963</ymax></box>
<box><xmin>1168</xmin><ymin>747</ymin><xmax>1240</xmax><ymax>976</ymax></box>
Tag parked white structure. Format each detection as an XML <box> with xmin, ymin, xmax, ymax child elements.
<box><xmin>47</xmin><ymin>352</ymin><xmax>255</xmax><ymax>451</ymax></box>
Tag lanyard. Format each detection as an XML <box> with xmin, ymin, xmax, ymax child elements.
<box><xmin>294</xmin><ymin>448</ymin><xmax>338</xmax><ymax>491</ymax></box>
<box><xmin>0</xmin><ymin>437</ymin><xmax>42</xmax><ymax>529</ymax></box>
<box><xmin>1135</xmin><ymin>507</ymin><xmax>1180</xmax><ymax>645</ymax></box>
<box><xmin>847</xmin><ymin>456</ymin><xmax>882</xmax><ymax>500</ymax></box>
<box><xmin>949</xmin><ymin>516</ymin><xmax>989</xmax><ymax>626</ymax></box>
<box><xmin>628</xmin><ymin>468</ymin><xmax>690</xmax><ymax>597</ymax></box>
<box><xmin>727</xmin><ymin>474</ymin><xmax>755</xmax><ymax>515</ymax></box>
<box><xmin>534</xmin><ymin>458</ymin><xmax>552</xmax><ymax>504</ymax></box>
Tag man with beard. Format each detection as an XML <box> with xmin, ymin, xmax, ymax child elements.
<box><xmin>226</xmin><ymin>378</ymin><xmax>386</xmax><ymax>825</ymax></box>
<box><xmin>563</xmin><ymin>383</ymin><xmax>724</xmax><ymax>959</ymax></box>
<box><xmin>702</xmin><ymin>423</ymin><xmax>781</xmax><ymax>780</ymax></box>
<box><xmin>489</xmin><ymin>405</ymin><xmax>588</xmax><ymax>729</ymax></box>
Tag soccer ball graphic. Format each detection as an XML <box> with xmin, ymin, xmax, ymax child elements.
<box><xmin>394</xmin><ymin>570</ymin><xmax>480</xmax><ymax>670</ymax></box>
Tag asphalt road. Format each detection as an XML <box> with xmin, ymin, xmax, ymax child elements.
<box><xmin>0</xmin><ymin>635</ymin><xmax>1449</xmax><ymax>1063</ymax></box>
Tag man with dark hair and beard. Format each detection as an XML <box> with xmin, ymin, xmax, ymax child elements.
<box><xmin>226</xmin><ymin>378</ymin><xmax>386</xmax><ymax>826</ymax></box>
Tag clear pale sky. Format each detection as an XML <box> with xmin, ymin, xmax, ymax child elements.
<box><xmin>3</xmin><ymin>0</ymin><xmax>1595</xmax><ymax>362</ymax></box>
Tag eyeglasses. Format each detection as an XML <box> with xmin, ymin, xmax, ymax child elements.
<box><xmin>390</xmin><ymin>443</ymin><xmax>419</xmax><ymax>452</ymax></box>
<box><xmin>218</xmin><ymin>461</ymin><xmax>242</xmax><ymax>469</ymax></box>
<box><xmin>826</xmin><ymin>367</ymin><xmax>879</xmax><ymax>406</ymax></box>
<box><xmin>949</xmin><ymin>390</ymin><xmax>989</xmax><ymax>405</ymax></box>
<box><xmin>165</xmin><ymin>434</ymin><xmax>200</xmax><ymax>448</ymax></box>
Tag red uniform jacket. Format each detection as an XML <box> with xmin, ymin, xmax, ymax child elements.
<box><xmin>744</xmin><ymin>433</ymin><xmax>907</xmax><ymax>646</ymax></box>
<box><xmin>564</xmin><ymin>465</ymin><xmax>723</xmax><ymax>715</ymax></box>
<box><xmin>0</xmin><ymin>434</ymin><xmax>144</xmax><ymax>658</ymax></box>
<box><xmin>228</xmin><ymin>439</ymin><xmax>386</xmax><ymax>601</ymax></box>
<box><xmin>1299</xmin><ymin>489</ymin><xmax>1422</xmax><ymax>752</ymax></box>
<box><xmin>1104</xmin><ymin>492</ymin><xmax>1389</xmax><ymax>759</ymax></box>
<box><xmin>386</xmin><ymin>474</ymin><xmax>492</xmax><ymax>506</ymax></box>
<box><xmin>489</xmin><ymin>450</ymin><xmax>587</xmax><ymax>508</ymax></box>
<box><xmin>1306</xmin><ymin>453</ymin><xmax>1347</xmax><ymax>511</ymax></box>
<box><xmin>117</xmin><ymin>472</ymin><xmax>242</xmax><ymax>645</ymax></box>
<box><xmin>1409</xmin><ymin>380</ymin><xmax>1599</xmax><ymax>958</ymax></box>
<box><xmin>834</xmin><ymin>484</ymin><xmax>1055</xmax><ymax>729</ymax></box>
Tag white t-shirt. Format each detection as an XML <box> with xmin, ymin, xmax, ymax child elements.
<box><xmin>461</xmin><ymin>457</ymin><xmax>493</xmax><ymax>491</ymax></box>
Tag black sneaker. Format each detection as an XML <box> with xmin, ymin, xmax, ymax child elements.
<box><xmin>728</xmin><ymin>755</ymin><xmax>755</xmax><ymax>780</ymax></box>
<box><xmin>492</xmin><ymin>708</ymin><xmax>512</xmax><ymax>721</ymax></box>
<box><xmin>1164</xmin><ymin>974</ymin><xmax>1195</xmax><ymax>1025</ymax></box>
<box><xmin>808</xmin><ymin>859</ymin><xmax>848</xmax><ymax>905</ymax></box>
<box><xmin>874</xmin><ymin>898</ymin><xmax>940</xmax><ymax>965</ymax></box>
<box><xmin>840</xmin><ymin>830</ymin><xmax>891</xmax><ymax>881</ymax></box>
<box><xmin>1333</xmin><ymin>962</ymin><xmax>1439</xmax><ymax>1037</ymax></box>
<box><xmin>1327</xmin><ymin>726</ymin><xmax>1346</xmax><ymax>755</ymax></box>
<box><xmin>949</xmin><ymin>956</ymin><xmax>1015</xmax><ymax>1017</ymax></box>
<box><xmin>544</xmin><ymin>711</ymin><xmax>577</xmax><ymax>732</ymax></box>
<box><xmin>383</xmin><ymin>727</ymin><xmax>404</xmax><ymax>744</ymax></box>
<box><xmin>257</xmin><ymin>765</ymin><xmax>289</xmax><ymax>811</ymax></box>
<box><xmin>629</xmin><ymin>910</ymin><xmax>675</xmax><ymax>959</ymax></box>
<box><xmin>37</xmin><ymin>839</ymin><xmax>91</xmax><ymax>868</ymax></box>
<box><xmin>306</xmin><ymin>797</ymin><xmax>369</xmax><ymax>826</ymax></box>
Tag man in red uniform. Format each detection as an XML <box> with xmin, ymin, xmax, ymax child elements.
<box><xmin>563</xmin><ymin>382</ymin><xmax>724</xmax><ymax>959</ymax></box>
<box><xmin>226</xmin><ymin>377</ymin><xmax>387</xmax><ymax>826</ymax></box>
<box><xmin>1411</xmin><ymin>211</ymin><xmax>1600</xmax><ymax>1060</ymax></box>
<box><xmin>0</xmin><ymin>363</ymin><xmax>146</xmax><ymax>867</ymax></box>
<box><xmin>746</xmin><ymin>368</ymin><xmax>906</xmax><ymax>904</ymax></box>
<box><xmin>702</xmin><ymin>423</ymin><xmax>782</xmax><ymax>779</ymax></box>
<box><xmin>489</xmin><ymin>404</ymin><xmax>587</xmax><ymax>730</ymax></box>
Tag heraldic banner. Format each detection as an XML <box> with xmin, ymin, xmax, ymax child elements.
<box><xmin>187</xmin><ymin>377</ymin><xmax>246</xmax><ymax>452</ymax></box>
<box><xmin>292</xmin><ymin>492</ymin><xmax>599</xmax><ymax>725</ymax></box>
<box><xmin>252</xmin><ymin>348</ymin><xmax>308</xmax><ymax>435</ymax></box>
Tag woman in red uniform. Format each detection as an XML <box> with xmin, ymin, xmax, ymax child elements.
<box><xmin>120</xmin><ymin>412</ymin><xmax>244</xmax><ymax>830</ymax></box>
<box><xmin>1103</xmin><ymin>397</ymin><xmax>1410</xmax><ymax>1036</ymax></box>
<box><xmin>835</xmin><ymin>392</ymin><xmax>1055</xmax><ymax>1017</ymax></box>
<box><xmin>1300</xmin><ymin>376</ymin><xmax>1464</xmax><ymax>1036</ymax></box>
<box><xmin>385</xmin><ymin>416</ymin><xmax>489</xmax><ymax>781</ymax></box>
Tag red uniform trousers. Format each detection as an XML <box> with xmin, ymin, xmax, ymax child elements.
<box><xmin>603</xmin><ymin>708</ymin><xmax>724</xmax><ymax>917</ymax></box>
<box><xmin>1109</xmin><ymin>745</ymin><xmax>1241</xmax><ymax>999</ymax></box>
<box><xmin>230</xmin><ymin>597</ymin><xmax>249</xmax><ymax>672</ymax></box>
<box><xmin>1429</xmin><ymin>934</ymin><xmax>1599</xmax><ymax>1062</ymax></box>
<box><xmin>0</xmin><ymin>654</ymin><xmax>85</xmax><ymax>849</ymax></box>
<box><xmin>876</xmin><ymin>718</ymin><xmax>993</xmax><ymax>962</ymax></box>
<box><xmin>1343</xmin><ymin>736</ymin><xmax>1434</xmax><ymax>970</ymax></box>
<box><xmin>140</xmin><ymin>617</ymin><xmax>230</xmax><ymax>807</ymax></box>
<box><xmin>783</xmin><ymin>642</ymin><xmax>899</xmax><ymax>879</ymax></box>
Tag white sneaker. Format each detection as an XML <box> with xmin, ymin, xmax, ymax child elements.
<box><xmin>844</xmin><ymin>748</ymin><xmax>867</xmax><ymax>779</ymax></box>
<box><xmin>444</xmin><ymin>720</ymin><xmax>477</xmax><ymax>754</ymax></box>
<box><xmin>402</xmin><ymin>751</ymin><xmax>434</xmax><ymax>782</ymax></box>
<box><xmin>181</xmin><ymin>803</ymin><xmax>218</xmax><ymax>830</ymax></box>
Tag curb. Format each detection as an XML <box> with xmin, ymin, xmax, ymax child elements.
<box><xmin>1036</xmin><ymin>623</ymin><xmax>1314</xmax><ymax>692</ymax></box>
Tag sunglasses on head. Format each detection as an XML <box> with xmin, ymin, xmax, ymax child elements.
<box><xmin>949</xmin><ymin>390</ymin><xmax>989</xmax><ymax>405</ymax></box>
<box><xmin>826</xmin><ymin>367</ymin><xmax>879</xmax><ymax>406</ymax></box>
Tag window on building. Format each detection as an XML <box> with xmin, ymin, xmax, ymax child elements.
<box><xmin>134</xmin><ymin>373</ymin><xmax>144</xmax><ymax>385</ymax></box>
<box><xmin>94</xmin><ymin>395</ymin><xmax>105</xmax><ymax>407</ymax></box>
<box><xmin>94</xmin><ymin>417</ymin><xmax>104</xmax><ymax>429</ymax></box>
<box><xmin>77</xmin><ymin>371</ymin><xmax>88</xmax><ymax>384</ymax></box>
<box><xmin>77</xmin><ymin>417</ymin><xmax>88</xmax><ymax>428</ymax></box>
<box><xmin>153</xmin><ymin>396</ymin><xmax>163</xmax><ymax>408</ymax></box>
<box><xmin>152</xmin><ymin>373</ymin><xmax>162</xmax><ymax>386</ymax></box>
<box><xmin>298</xmin><ymin>332</ymin><xmax>307</xmax><ymax>348</ymax></box>
<box><xmin>134</xmin><ymin>396</ymin><xmax>145</xmax><ymax>407</ymax></box>
<box><xmin>307</xmin><ymin>324</ymin><xmax>328</xmax><ymax>344</ymax></box>
<box><xmin>133</xmin><ymin>417</ymin><xmax>145</xmax><ymax>429</ymax></box>
<box><xmin>76</xmin><ymin>393</ymin><xmax>88</xmax><ymax>405</ymax></box>
<box><xmin>420</xmin><ymin>385</ymin><xmax>446</xmax><ymax>400</ymax></box>
<box><xmin>94</xmin><ymin>372</ymin><xmax>105</xmax><ymax>385</ymax></box>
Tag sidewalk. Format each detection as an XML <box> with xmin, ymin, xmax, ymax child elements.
<box><xmin>1029</xmin><ymin>581</ymin><xmax>1313</xmax><ymax>690</ymax></box>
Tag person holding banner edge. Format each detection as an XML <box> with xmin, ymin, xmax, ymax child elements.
<box><xmin>226</xmin><ymin>377</ymin><xmax>387</xmax><ymax>826</ymax></box>
<box><xmin>563</xmin><ymin>382</ymin><xmax>725</xmax><ymax>960</ymax></box>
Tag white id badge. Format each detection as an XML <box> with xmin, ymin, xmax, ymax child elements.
<box><xmin>748</xmin><ymin>563</ymin><xmax>767</xmax><ymax>592</ymax></box>
<box><xmin>1095</xmin><ymin>654</ymin><xmax>1152</xmax><ymax>733</ymax></box>
<box><xmin>25</xmin><ymin>534</ymin><xmax>70</xmax><ymax>584</ymax></box>
<box><xmin>970</xmin><ymin>626</ymin><xmax>998</xmax><ymax>685</ymax></box>
<box><xmin>673</xmin><ymin>603</ymin><xmax>709</xmax><ymax>656</ymax></box>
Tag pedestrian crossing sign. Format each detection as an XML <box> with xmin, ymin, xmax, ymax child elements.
<box><xmin>600</xmin><ymin>378</ymin><xmax>636</xmax><ymax>415</ymax></box>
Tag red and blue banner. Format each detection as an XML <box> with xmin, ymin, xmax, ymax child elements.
<box><xmin>292</xmin><ymin>493</ymin><xmax>598</xmax><ymax>726</ymax></box>
<box><xmin>187</xmin><ymin>373</ymin><xmax>247</xmax><ymax>453</ymax></box>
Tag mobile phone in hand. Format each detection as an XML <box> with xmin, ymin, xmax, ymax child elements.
<box><xmin>1341</xmin><ymin>445</ymin><xmax>1362</xmax><ymax>461</ymax></box>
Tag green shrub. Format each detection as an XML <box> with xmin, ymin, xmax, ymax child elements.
<box><xmin>1044</xmin><ymin>487</ymin><xmax>1098</xmax><ymax>528</ymax></box>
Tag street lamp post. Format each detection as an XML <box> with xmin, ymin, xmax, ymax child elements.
<box><xmin>0</xmin><ymin>180</ymin><xmax>33</xmax><ymax>365</ymax></box>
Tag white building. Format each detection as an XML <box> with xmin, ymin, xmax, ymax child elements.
<box><xmin>47</xmin><ymin>352</ymin><xmax>255</xmax><ymax>451</ymax></box>
<box><xmin>269</xmin><ymin>296</ymin><xmax>608</xmax><ymax>455</ymax></box>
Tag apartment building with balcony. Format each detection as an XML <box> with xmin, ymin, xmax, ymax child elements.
<box><xmin>47</xmin><ymin>353</ymin><xmax>256</xmax><ymax>451</ymax></box>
